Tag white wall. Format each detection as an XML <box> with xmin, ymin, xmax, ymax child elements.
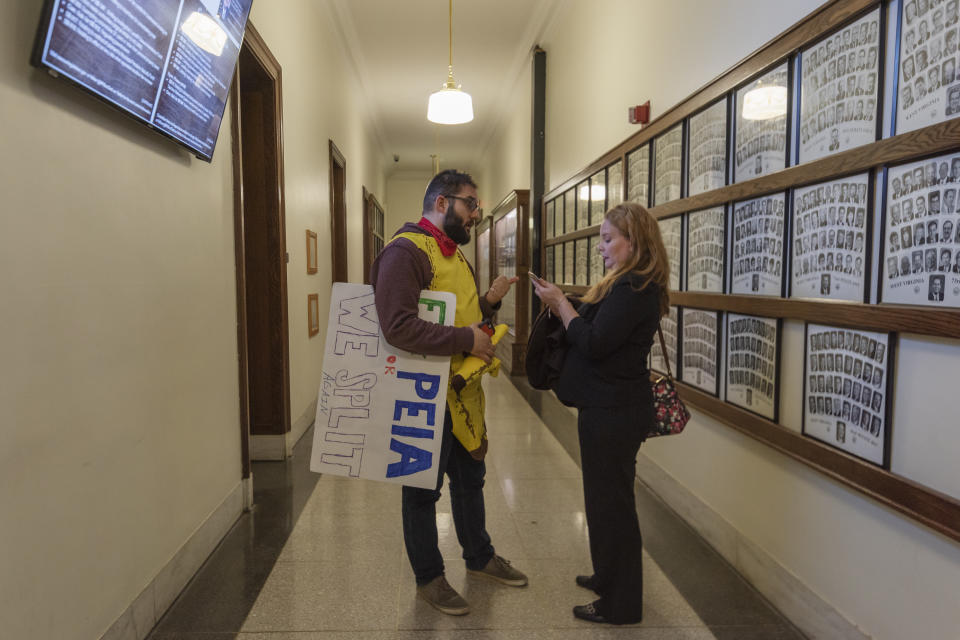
<box><xmin>477</xmin><ymin>63</ymin><xmax>533</xmax><ymax>210</ymax></box>
<box><xmin>249</xmin><ymin>1</ymin><xmax>387</xmax><ymax>441</ymax></box>
<box><xmin>385</xmin><ymin>171</ymin><xmax>434</xmax><ymax>238</ymax></box>
<box><xmin>0</xmin><ymin>1</ymin><xmax>383</xmax><ymax>638</ymax></box>
<box><xmin>479</xmin><ymin>1</ymin><xmax>960</xmax><ymax>638</ymax></box>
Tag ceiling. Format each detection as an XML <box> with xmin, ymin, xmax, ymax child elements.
<box><xmin>328</xmin><ymin>0</ymin><xmax>561</xmax><ymax>177</ymax></box>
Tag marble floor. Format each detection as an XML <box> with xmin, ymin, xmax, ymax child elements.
<box><xmin>148</xmin><ymin>374</ymin><xmax>806</xmax><ymax>640</ymax></box>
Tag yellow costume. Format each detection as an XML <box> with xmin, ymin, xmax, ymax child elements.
<box><xmin>390</xmin><ymin>232</ymin><xmax>500</xmax><ymax>458</ymax></box>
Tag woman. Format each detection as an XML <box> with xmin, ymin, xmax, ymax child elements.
<box><xmin>531</xmin><ymin>202</ymin><xmax>669</xmax><ymax>625</ymax></box>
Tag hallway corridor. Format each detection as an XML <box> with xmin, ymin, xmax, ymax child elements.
<box><xmin>147</xmin><ymin>374</ymin><xmax>806</xmax><ymax>640</ymax></box>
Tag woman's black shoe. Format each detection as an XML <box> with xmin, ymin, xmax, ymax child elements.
<box><xmin>575</xmin><ymin>574</ymin><xmax>598</xmax><ymax>592</ymax></box>
<box><xmin>572</xmin><ymin>601</ymin><xmax>608</xmax><ymax>624</ymax></box>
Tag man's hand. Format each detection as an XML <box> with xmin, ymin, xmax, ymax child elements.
<box><xmin>469</xmin><ymin>322</ymin><xmax>495</xmax><ymax>363</ymax></box>
<box><xmin>485</xmin><ymin>275</ymin><xmax>520</xmax><ymax>305</ymax></box>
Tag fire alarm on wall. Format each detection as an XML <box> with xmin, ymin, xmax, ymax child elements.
<box><xmin>628</xmin><ymin>101</ymin><xmax>650</xmax><ymax>125</ymax></box>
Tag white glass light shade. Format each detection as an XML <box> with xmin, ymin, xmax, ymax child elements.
<box><xmin>181</xmin><ymin>12</ymin><xmax>227</xmax><ymax>56</ymax></box>
<box><xmin>742</xmin><ymin>85</ymin><xmax>787</xmax><ymax>120</ymax></box>
<box><xmin>427</xmin><ymin>87</ymin><xmax>474</xmax><ymax>125</ymax></box>
<box><xmin>580</xmin><ymin>185</ymin><xmax>605</xmax><ymax>200</ymax></box>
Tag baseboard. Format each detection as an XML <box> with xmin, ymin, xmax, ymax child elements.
<box><xmin>100</xmin><ymin>481</ymin><xmax>245</xmax><ymax>640</ymax></box>
<box><xmin>287</xmin><ymin>400</ymin><xmax>316</xmax><ymax>452</ymax></box>
<box><xmin>635</xmin><ymin>455</ymin><xmax>870</xmax><ymax>640</ymax></box>
<box><xmin>250</xmin><ymin>434</ymin><xmax>287</xmax><ymax>460</ymax></box>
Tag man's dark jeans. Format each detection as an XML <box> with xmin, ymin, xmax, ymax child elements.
<box><xmin>402</xmin><ymin>407</ymin><xmax>494</xmax><ymax>585</ymax></box>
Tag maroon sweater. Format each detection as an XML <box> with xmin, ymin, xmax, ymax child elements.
<box><xmin>370</xmin><ymin>222</ymin><xmax>498</xmax><ymax>356</ymax></box>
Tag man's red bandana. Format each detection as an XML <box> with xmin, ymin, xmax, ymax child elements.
<box><xmin>418</xmin><ymin>217</ymin><xmax>458</xmax><ymax>257</ymax></box>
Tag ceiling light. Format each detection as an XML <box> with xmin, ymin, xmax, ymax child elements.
<box><xmin>742</xmin><ymin>83</ymin><xmax>787</xmax><ymax>120</ymax></box>
<box><xmin>580</xmin><ymin>185</ymin><xmax>605</xmax><ymax>201</ymax></box>
<box><xmin>427</xmin><ymin>0</ymin><xmax>473</xmax><ymax>125</ymax></box>
<box><xmin>181</xmin><ymin>12</ymin><xmax>227</xmax><ymax>56</ymax></box>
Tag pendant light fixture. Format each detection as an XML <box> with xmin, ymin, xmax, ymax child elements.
<box><xmin>742</xmin><ymin>81</ymin><xmax>787</xmax><ymax>121</ymax></box>
<box><xmin>427</xmin><ymin>0</ymin><xmax>474</xmax><ymax>125</ymax></box>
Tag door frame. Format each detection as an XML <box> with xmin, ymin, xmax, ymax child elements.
<box><xmin>230</xmin><ymin>21</ymin><xmax>291</xmax><ymax>478</ymax></box>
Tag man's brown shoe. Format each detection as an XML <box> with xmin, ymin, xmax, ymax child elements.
<box><xmin>467</xmin><ymin>554</ymin><xmax>528</xmax><ymax>587</ymax></box>
<box><xmin>417</xmin><ymin>575</ymin><xmax>470</xmax><ymax>615</ymax></box>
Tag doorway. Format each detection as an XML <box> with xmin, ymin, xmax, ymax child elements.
<box><xmin>231</xmin><ymin>23</ymin><xmax>291</xmax><ymax>476</ymax></box>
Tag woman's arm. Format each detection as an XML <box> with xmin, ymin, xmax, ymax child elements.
<box><xmin>565</xmin><ymin>281</ymin><xmax>659</xmax><ymax>360</ymax></box>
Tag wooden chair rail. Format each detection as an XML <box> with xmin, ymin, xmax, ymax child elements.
<box><xmin>676</xmin><ymin>382</ymin><xmax>960</xmax><ymax>545</ymax></box>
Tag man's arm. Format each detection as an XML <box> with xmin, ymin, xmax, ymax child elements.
<box><xmin>372</xmin><ymin>239</ymin><xmax>475</xmax><ymax>356</ymax></box>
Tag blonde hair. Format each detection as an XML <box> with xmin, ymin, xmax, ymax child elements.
<box><xmin>581</xmin><ymin>202</ymin><xmax>671</xmax><ymax>316</ymax></box>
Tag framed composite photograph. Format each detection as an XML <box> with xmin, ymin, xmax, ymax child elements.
<box><xmin>659</xmin><ymin>215</ymin><xmax>684</xmax><ymax>291</ymax></box>
<box><xmin>895</xmin><ymin>0</ymin><xmax>960</xmax><ymax>134</ymax></box>
<box><xmin>799</xmin><ymin>7</ymin><xmax>882</xmax><ymax>164</ymax></box>
<box><xmin>607</xmin><ymin>160</ymin><xmax>624</xmax><ymax>209</ymax></box>
<box><xmin>626</xmin><ymin>143</ymin><xmax>651</xmax><ymax>207</ymax></box>
<box><xmin>575</xmin><ymin>237</ymin><xmax>589</xmax><ymax>286</ymax></box>
<box><xmin>725</xmin><ymin>313</ymin><xmax>781</xmax><ymax>421</ymax></box>
<box><xmin>790</xmin><ymin>173</ymin><xmax>872</xmax><ymax>302</ymax></box>
<box><xmin>578</xmin><ymin>179</ymin><xmax>591</xmax><ymax>230</ymax></box>
<box><xmin>880</xmin><ymin>153</ymin><xmax>960</xmax><ymax>307</ymax></box>
<box><xmin>651</xmin><ymin>305</ymin><xmax>680</xmax><ymax>377</ymax></box>
<box><xmin>545</xmin><ymin>198</ymin><xmax>557</xmax><ymax>241</ymax></box>
<box><xmin>654</xmin><ymin>123</ymin><xmax>684</xmax><ymax>206</ymax></box>
<box><xmin>730</xmin><ymin>192</ymin><xmax>787</xmax><ymax>296</ymax></box>
<box><xmin>687</xmin><ymin>98</ymin><xmax>729</xmax><ymax>196</ymax></box>
<box><xmin>802</xmin><ymin>323</ymin><xmax>894</xmax><ymax>467</ymax></box>
<box><xmin>681</xmin><ymin>308</ymin><xmax>722</xmax><ymax>396</ymax></box>
<box><xmin>686</xmin><ymin>206</ymin><xmax>726</xmax><ymax>292</ymax></box>
<box><xmin>734</xmin><ymin>62</ymin><xmax>790</xmax><ymax>183</ymax></box>
<box><xmin>590</xmin><ymin>169</ymin><xmax>606</xmax><ymax>225</ymax></box>
<box><xmin>588</xmin><ymin>235</ymin><xmax>604</xmax><ymax>285</ymax></box>
<box><xmin>564</xmin><ymin>188</ymin><xmax>576</xmax><ymax>235</ymax></box>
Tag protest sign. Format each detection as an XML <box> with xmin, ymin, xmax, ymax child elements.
<box><xmin>309</xmin><ymin>283</ymin><xmax>454</xmax><ymax>489</ymax></box>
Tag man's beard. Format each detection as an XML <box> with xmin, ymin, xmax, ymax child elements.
<box><xmin>443</xmin><ymin>209</ymin><xmax>472</xmax><ymax>245</ymax></box>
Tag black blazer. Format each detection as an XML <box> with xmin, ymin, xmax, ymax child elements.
<box><xmin>556</xmin><ymin>273</ymin><xmax>662</xmax><ymax>408</ymax></box>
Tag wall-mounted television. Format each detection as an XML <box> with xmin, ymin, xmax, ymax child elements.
<box><xmin>31</xmin><ymin>0</ymin><xmax>254</xmax><ymax>162</ymax></box>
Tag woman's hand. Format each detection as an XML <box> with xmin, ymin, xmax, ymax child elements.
<box><xmin>530</xmin><ymin>276</ymin><xmax>564</xmax><ymax>312</ymax></box>
<box><xmin>531</xmin><ymin>276</ymin><xmax>579</xmax><ymax>328</ymax></box>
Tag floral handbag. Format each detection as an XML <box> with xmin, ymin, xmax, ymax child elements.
<box><xmin>649</xmin><ymin>324</ymin><xmax>691</xmax><ymax>437</ymax></box>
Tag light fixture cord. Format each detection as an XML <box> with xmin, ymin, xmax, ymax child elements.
<box><xmin>448</xmin><ymin>0</ymin><xmax>453</xmax><ymax>68</ymax></box>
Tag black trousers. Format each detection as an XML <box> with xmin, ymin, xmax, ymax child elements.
<box><xmin>578</xmin><ymin>404</ymin><xmax>647</xmax><ymax>624</ymax></box>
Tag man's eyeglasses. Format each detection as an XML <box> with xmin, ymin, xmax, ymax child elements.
<box><xmin>445</xmin><ymin>194</ymin><xmax>480</xmax><ymax>213</ymax></box>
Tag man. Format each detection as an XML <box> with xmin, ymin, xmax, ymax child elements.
<box><xmin>370</xmin><ymin>169</ymin><xmax>527</xmax><ymax>616</ymax></box>
<box><xmin>828</xmin><ymin>128</ymin><xmax>840</xmax><ymax>151</ymax></box>
<box><xmin>929</xmin><ymin>275</ymin><xmax>945</xmax><ymax>301</ymax></box>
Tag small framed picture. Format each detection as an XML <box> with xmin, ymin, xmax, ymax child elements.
<box><xmin>724</xmin><ymin>313</ymin><xmax>781</xmax><ymax>421</ymax></box>
<box><xmin>681</xmin><ymin>308</ymin><xmax>721</xmax><ymax>396</ymax></box>
<box><xmin>308</xmin><ymin>293</ymin><xmax>320</xmax><ymax>337</ymax></box>
<box><xmin>801</xmin><ymin>323</ymin><xmax>894</xmax><ymax>467</ymax></box>
<box><xmin>651</xmin><ymin>305</ymin><xmax>680</xmax><ymax>377</ymax></box>
<box><xmin>306</xmin><ymin>230</ymin><xmax>318</xmax><ymax>275</ymax></box>
<box><xmin>880</xmin><ymin>152</ymin><xmax>960</xmax><ymax>307</ymax></box>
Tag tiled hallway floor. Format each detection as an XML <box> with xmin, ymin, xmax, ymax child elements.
<box><xmin>148</xmin><ymin>374</ymin><xmax>806</xmax><ymax>639</ymax></box>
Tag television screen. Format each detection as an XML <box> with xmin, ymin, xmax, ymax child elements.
<box><xmin>32</xmin><ymin>0</ymin><xmax>254</xmax><ymax>161</ymax></box>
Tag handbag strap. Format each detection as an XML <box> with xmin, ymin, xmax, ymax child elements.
<box><xmin>656</xmin><ymin>323</ymin><xmax>674</xmax><ymax>380</ymax></box>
